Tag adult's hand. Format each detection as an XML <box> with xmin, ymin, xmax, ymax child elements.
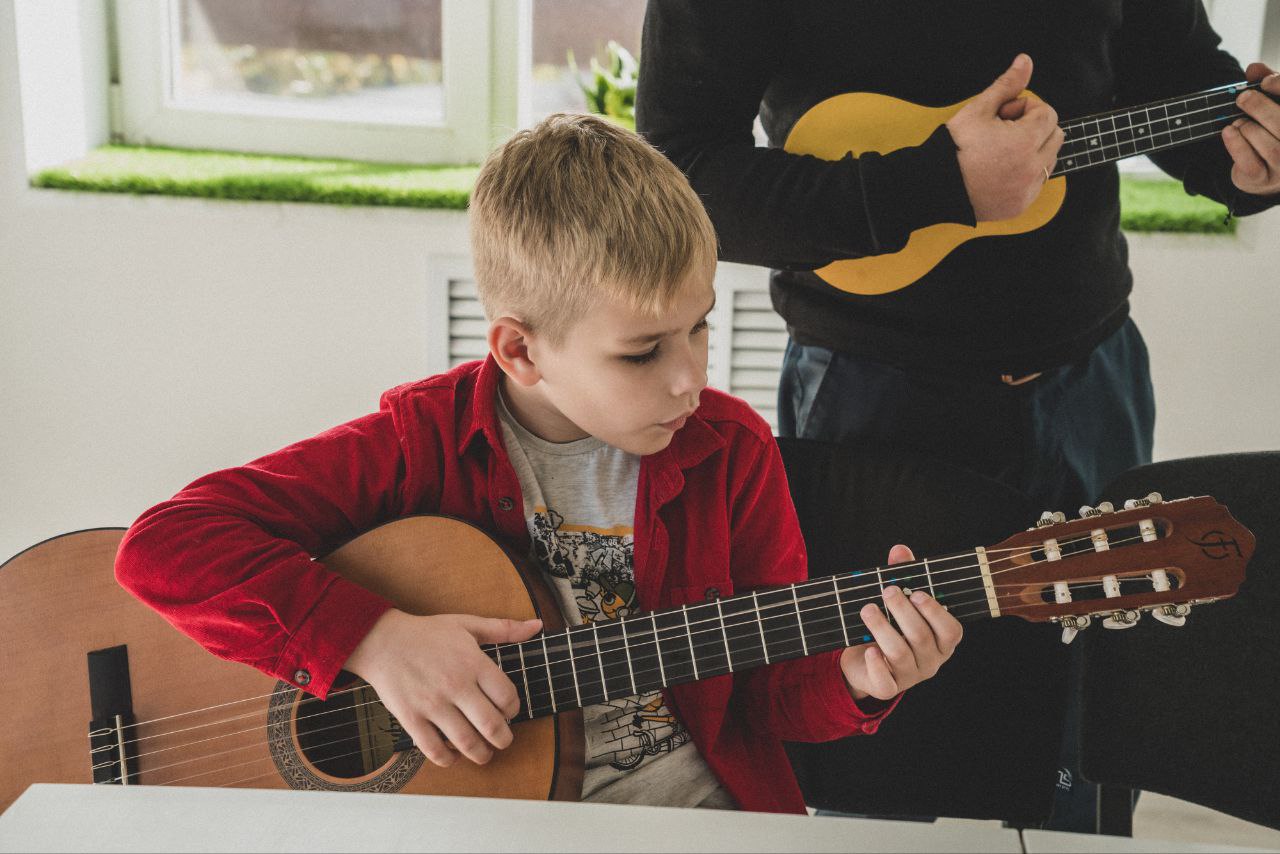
<box><xmin>947</xmin><ymin>54</ymin><xmax>1064</xmax><ymax>222</ymax></box>
<box><xmin>1224</xmin><ymin>64</ymin><xmax>1280</xmax><ymax>196</ymax></box>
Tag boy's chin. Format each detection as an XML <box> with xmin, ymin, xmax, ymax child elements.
<box><xmin>612</xmin><ymin>427</ymin><xmax>677</xmax><ymax>457</ymax></box>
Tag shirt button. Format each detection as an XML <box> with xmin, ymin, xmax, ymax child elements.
<box><xmin>293</xmin><ymin>669</ymin><xmax>311</xmax><ymax>686</ymax></box>
<box><xmin>498</xmin><ymin>497</ymin><xmax>515</xmax><ymax>512</ymax></box>
<box><xmin>705</xmin><ymin>586</ymin><xmax>720</xmax><ymax>600</ymax></box>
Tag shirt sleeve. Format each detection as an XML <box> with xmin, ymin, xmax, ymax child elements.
<box><xmin>113</xmin><ymin>408</ymin><xmax>414</xmax><ymax>698</ymax></box>
<box><xmin>635</xmin><ymin>0</ymin><xmax>975</xmax><ymax>271</ymax></box>
<box><xmin>1115</xmin><ymin>0</ymin><xmax>1280</xmax><ymax>216</ymax></box>
<box><xmin>725</xmin><ymin>428</ymin><xmax>899</xmax><ymax>742</ymax></box>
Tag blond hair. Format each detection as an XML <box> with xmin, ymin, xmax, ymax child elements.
<box><xmin>469</xmin><ymin>113</ymin><xmax>717</xmax><ymax>343</ymax></box>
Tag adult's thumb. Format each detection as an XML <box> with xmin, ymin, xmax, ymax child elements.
<box><xmin>466</xmin><ymin>616</ymin><xmax>544</xmax><ymax>645</ymax></box>
<box><xmin>978</xmin><ymin>53</ymin><xmax>1033</xmax><ymax>111</ymax></box>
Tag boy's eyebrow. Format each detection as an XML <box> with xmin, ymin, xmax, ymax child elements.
<box><xmin>621</xmin><ymin>294</ymin><xmax>717</xmax><ymax>346</ymax></box>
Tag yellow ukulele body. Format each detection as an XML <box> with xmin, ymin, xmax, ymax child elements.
<box><xmin>783</xmin><ymin>90</ymin><xmax>1066</xmax><ymax>296</ymax></box>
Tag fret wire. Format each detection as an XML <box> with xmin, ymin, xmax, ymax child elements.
<box><xmin>497</xmin><ymin>528</ymin><xmax>1153</xmax><ymax>693</ymax></box>
<box><xmin>567</xmin><ymin>626</ymin><xmax>582</xmax><ymax>709</ymax></box>
<box><xmin>592</xmin><ymin>622</ymin><xmax>609</xmax><ymax>702</ymax></box>
<box><xmin>923</xmin><ymin>558</ymin><xmax>935</xmax><ymax>597</ymax></box>
<box><xmin>1058</xmin><ymin>125</ymin><xmax>1232</xmax><ymax>176</ymax></box>
<box><xmin>682</xmin><ymin>605</ymin><xmax>700</xmax><ymax>680</ymax></box>
<box><xmin>1058</xmin><ymin>97</ymin><xmax>1242</xmax><ymax>165</ymax></box>
<box><xmin>516</xmin><ymin>641</ymin><xmax>532</xmax><ymax>717</ymax></box>
<box><xmin>620</xmin><ymin>618</ymin><xmax>638</xmax><ymax>695</ymax></box>
<box><xmin>790</xmin><ymin>586</ymin><xmax>809</xmax><ymax>656</ymax></box>
<box><xmin>714</xmin><ymin>598</ymin><xmax>734</xmax><ymax>672</ymax></box>
<box><xmin>1060</xmin><ymin>94</ymin><xmax>1235</xmax><ymax>152</ymax></box>
<box><xmin>540</xmin><ymin>635</ymin><xmax>557</xmax><ymax>714</ymax></box>
<box><xmin>831</xmin><ymin>576</ymin><xmax>850</xmax><ymax>646</ymax></box>
<box><xmin>1060</xmin><ymin>80</ymin><xmax>1251</xmax><ymax>140</ymax></box>
<box><xmin>651</xmin><ymin>613</ymin><xmax>667</xmax><ymax>686</ymax></box>
<box><xmin>751</xmin><ymin>590</ymin><xmax>770</xmax><ymax>663</ymax></box>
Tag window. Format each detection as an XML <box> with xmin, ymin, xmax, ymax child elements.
<box><xmin>115</xmin><ymin>0</ymin><xmax>497</xmax><ymax>164</ymax></box>
<box><xmin>528</xmin><ymin>0</ymin><xmax>644</xmax><ymax>125</ymax></box>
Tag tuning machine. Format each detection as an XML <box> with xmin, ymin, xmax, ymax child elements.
<box><xmin>1123</xmin><ymin>492</ymin><xmax>1163</xmax><ymax>510</ymax></box>
<box><xmin>1102</xmin><ymin>609</ymin><xmax>1141</xmax><ymax>630</ymax></box>
<box><xmin>1057</xmin><ymin>614</ymin><xmax>1091</xmax><ymax>644</ymax></box>
<box><xmin>1034</xmin><ymin>510</ymin><xmax>1067</xmax><ymax>530</ymax></box>
<box><xmin>1152</xmin><ymin>603</ymin><xmax>1191</xmax><ymax>627</ymax></box>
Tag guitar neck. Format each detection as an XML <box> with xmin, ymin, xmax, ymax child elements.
<box><xmin>1051</xmin><ymin>80</ymin><xmax>1260</xmax><ymax>177</ymax></box>
<box><xmin>488</xmin><ymin>549</ymin><xmax>999</xmax><ymax>722</ymax></box>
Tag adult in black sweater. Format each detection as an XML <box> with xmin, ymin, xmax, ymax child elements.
<box><xmin>636</xmin><ymin>0</ymin><xmax>1280</xmax><ymax>832</ymax></box>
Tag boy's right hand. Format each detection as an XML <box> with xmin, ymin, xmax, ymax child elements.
<box><xmin>344</xmin><ymin>609</ymin><xmax>543</xmax><ymax>767</ymax></box>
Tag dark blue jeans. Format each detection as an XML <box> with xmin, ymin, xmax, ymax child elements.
<box><xmin>778</xmin><ymin>318</ymin><xmax>1156</xmax><ymax>832</ymax></box>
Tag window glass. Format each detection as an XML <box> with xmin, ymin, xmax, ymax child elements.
<box><xmin>530</xmin><ymin>0</ymin><xmax>646</xmax><ymax>127</ymax></box>
<box><xmin>173</xmin><ymin>0</ymin><xmax>443</xmax><ymax>124</ymax></box>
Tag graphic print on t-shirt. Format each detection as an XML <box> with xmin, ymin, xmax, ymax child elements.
<box><xmin>529</xmin><ymin>505</ymin><xmax>691</xmax><ymax>771</ymax></box>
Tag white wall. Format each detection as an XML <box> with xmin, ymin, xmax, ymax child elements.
<box><xmin>2</xmin><ymin>0</ymin><xmax>1278</xmax><ymax>563</ymax></box>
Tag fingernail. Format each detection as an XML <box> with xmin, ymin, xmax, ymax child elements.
<box><xmin>910</xmin><ymin>590</ymin><xmax>929</xmax><ymax>604</ymax></box>
<box><xmin>884</xmin><ymin>585</ymin><xmax>901</xmax><ymax>598</ymax></box>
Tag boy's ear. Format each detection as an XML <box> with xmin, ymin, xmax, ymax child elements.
<box><xmin>489</xmin><ymin>317</ymin><xmax>542</xmax><ymax>387</ymax></box>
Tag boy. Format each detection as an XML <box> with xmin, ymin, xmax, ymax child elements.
<box><xmin>115</xmin><ymin>114</ymin><xmax>962</xmax><ymax>813</ymax></box>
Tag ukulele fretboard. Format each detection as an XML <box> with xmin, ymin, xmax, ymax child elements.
<box><xmin>1053</xmin><ymin>80</ymin><xmax>1260</xmax><ymax>177</ymax></box>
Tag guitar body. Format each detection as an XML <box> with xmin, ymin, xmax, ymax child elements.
<box><xmin>783</xmin><ymin>90</ymin><xmax>1066</xmax><ymax>295</ymax></box>
<box><xmin>0</xmin><ymin>518</ymin><xmax>581</xmax><ymax>813</ymax></box>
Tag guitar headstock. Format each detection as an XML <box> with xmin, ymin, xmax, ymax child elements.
<box><xmin>986</xmin><ymin>494</ymin><xmax>1254</xmax><ymax>642</ymax></box>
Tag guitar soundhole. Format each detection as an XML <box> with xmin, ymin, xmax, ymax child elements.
<box><xmin>294</xmin><ymin>680</ymin><xmax>399</xmax><ymax>779</ymax></box>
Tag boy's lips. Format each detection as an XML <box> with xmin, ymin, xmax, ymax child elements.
<box><xmin>659</xmin><ymin>411</ymin><xmax>695</xmax><ymax>431</ymax></box>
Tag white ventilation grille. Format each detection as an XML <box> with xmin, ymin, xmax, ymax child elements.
<box><xmin>428</xmin><ymin>258</ymin><xmax>785</xmax><ymax>431</ymax></box>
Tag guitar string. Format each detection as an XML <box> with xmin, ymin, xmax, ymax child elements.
<box><xmin>94</xmin><ymin>532</ymin><xmax>1084</xmax><ymax>736</ymax></box>
<box><xmin>93</xmin><ymin>524</ymin><xmax>1158</xmax><ymax>754</ymax></box>
<box><xmin>106</xmin><ymin>591</ymin><xmax>1012</xmax><ymax>787</ymax></box>
<box><xmin>1056</xmin><ymin>112</ymin><xmax>1244</xmax><ymax>173</ymax></box>
<box><xmin>92</xmin><ymin>530</ymin><xmax>1160</xmax><ymax>773</ymax></box>
<box><xmin>1058</xmin><ymin>80</ymin><xmax>1258</xmax><ymax>137</ymax></box>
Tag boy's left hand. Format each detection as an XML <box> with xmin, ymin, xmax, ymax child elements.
<box><xmin>840</xmin><ymin>544</ymin><xmax>963</xmax><ymax>703</ymax></box>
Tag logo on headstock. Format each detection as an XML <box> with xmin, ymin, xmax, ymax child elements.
<box><xmin>1187</xmin><ymin>530</ymin><xmax>1244</xmax><ymax>560</ymax></box>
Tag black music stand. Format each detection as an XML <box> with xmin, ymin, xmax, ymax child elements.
<box><xmin>776</xmin><ymin>437</ymin><xmax>1070</xmax><ymax>827</ymax></box>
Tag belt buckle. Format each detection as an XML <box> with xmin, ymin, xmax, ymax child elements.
<box><xmin>1000</xmin><ymin>371</ymin><xmax>1042</xmax><ymax>387</ymax></box>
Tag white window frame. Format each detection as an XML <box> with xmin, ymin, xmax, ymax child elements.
<box><xmin>114</xmin><ymin>0</ymin><xmax>511</xmax><ymax>164</ymax></box>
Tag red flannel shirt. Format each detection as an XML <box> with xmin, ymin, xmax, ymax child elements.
<box><xmin>116</xmin><ymin>357</ymin><xmax>896</xmax><ymax>813</ymax></box>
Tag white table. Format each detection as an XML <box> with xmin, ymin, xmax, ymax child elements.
<box><xmin>3</xmin><ymin>785</ymin><xmax>1275</xmax><ymax>853</ymax></box>
<box><xmin>0</xmin><ymin>784</ymin><xmax>1019</xmax><ymax>853</ymax></box>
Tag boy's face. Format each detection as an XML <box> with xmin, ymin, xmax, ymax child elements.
<box><xmin>503</xmin><ymin>273</ymin><xmax>715</xmax><ymax>456</ymax></box>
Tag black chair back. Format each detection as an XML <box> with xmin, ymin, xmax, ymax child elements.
<box><xmin>1083</xmin><ymin>451</ymin><xmax>1280</xmax><ymax>830</ymax></box>
<box><xmin>777</xmin><ymin>437</ymin><xmax>1069</xmax><ymax>826</ymax></box>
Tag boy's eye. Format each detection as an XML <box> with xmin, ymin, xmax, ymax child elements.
<box><xmin>622</xmin><ymin>346</ymin><xmax>660</xmax><ymax>365</ymax></box>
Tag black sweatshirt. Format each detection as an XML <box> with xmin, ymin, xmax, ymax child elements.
<box><xmin>636</xmin><ymin>0</ymin><xmax>1277</xmax><ymax>375</ymax></box>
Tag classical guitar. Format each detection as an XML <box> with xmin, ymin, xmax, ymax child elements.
<box><xmin>0</xmin><ymin>494</ymin><xmax>1254</xmax><ymax>811</ymax></box>
<box><xmin>784</xmin><ymin>80</ymin><xmax>1271</xmax><ymax>295</ymax></box>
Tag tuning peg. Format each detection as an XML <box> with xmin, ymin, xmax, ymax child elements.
<box><xmin>1097</xmin><ymin>501</ymin><xmax>1114</xmax><ymax>513</ymax></box>
<box><xmin>1036</xmin><ymin>511</ymin><xmax>1057</xmax><ymax>528</ymax></box>
<box><xmin>1079</xmin><ymin>504</ymin><xmax>1103</xmax><ymax>519</ymax></box>
<box><xmin>1103</xmin><ymin>609</ymin><xmax>1141</xmax><ymax>630</ymax></box>
<box><xmin>1147</xmin><ymin>492</ymin><xmax>1163</xmax><ymax>504</ymax></box>
<box><xmin>1152</xmin><ymin>603</ymin><xmax>1190</xmax><ymax>627</ymax></box>
<box><xmin>1059</xmin><ymin>614</ymin><xmax>1091</xmax><ymax>644</ymax></box>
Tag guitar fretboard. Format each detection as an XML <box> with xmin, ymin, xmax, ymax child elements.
<box><xmin>486</xmin><ymin>551</ymin><xmax>995</xmax><ymax>721</ymax></box>
<box><xmin>1052</xmin><ymin>80</ymin><xmax>1260</xmax><ymax>177</ymax></box>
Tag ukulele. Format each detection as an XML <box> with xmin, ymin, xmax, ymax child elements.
<box><xmin>784</xmin><ymin>80</ymin><xmax>1270</xmax><ymax>295</ymax></box>
<box><xmin>0</xmin><ymin>494</ymin><xmax>1253</xmax><ymax>810</ymax></box>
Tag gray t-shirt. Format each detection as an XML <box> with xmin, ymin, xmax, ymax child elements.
<box><xmin>497</xmin><ymin>392</ymin><xmax>734</xmax><ymax>809</ymax></box>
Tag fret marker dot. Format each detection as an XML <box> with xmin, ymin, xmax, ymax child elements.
<box><xmin>1138</xmin><ymin>128</ymin><xmax>1145</xmax><ymax>134</ymax></box>
<box><xmin>1091</xmin><ymin>139</ymin><xmax>1099</xmax><ymax>146</ymax></box>
<box><xmin>1175</xmin><ymin>119</ymin><xmax>1182</xmax><ymax>125</ymax></box>
<box><xmin>1067</xmin><ymin>159</ymin><xmax>1074</xmax><ymax>166</ymax></box>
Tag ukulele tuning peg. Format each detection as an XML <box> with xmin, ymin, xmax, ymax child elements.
<box><xmin>1102</xmin><ymin>609</ymin><xmax>1141</xmax><ymax>630</ymax></box>
<box><xmin>1096</xmin><ymin>501</ymin><xmax>1114</xmax><ymax>514</ymax></box>
<box><xmin>1152</xmin><ymin>603</ymin><xmax>1191</xmax><ymax>627</ymax></box>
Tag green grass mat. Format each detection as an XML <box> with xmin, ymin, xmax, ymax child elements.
<box><xmin>31</xmin><ymin>145</ymin><xmax>1235</xmax><ymax>233</ymax></box>
<box><xmin>31</xmin><ymin>145</ymin><xmax>477</xmax><ymax>210</ymax></box>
